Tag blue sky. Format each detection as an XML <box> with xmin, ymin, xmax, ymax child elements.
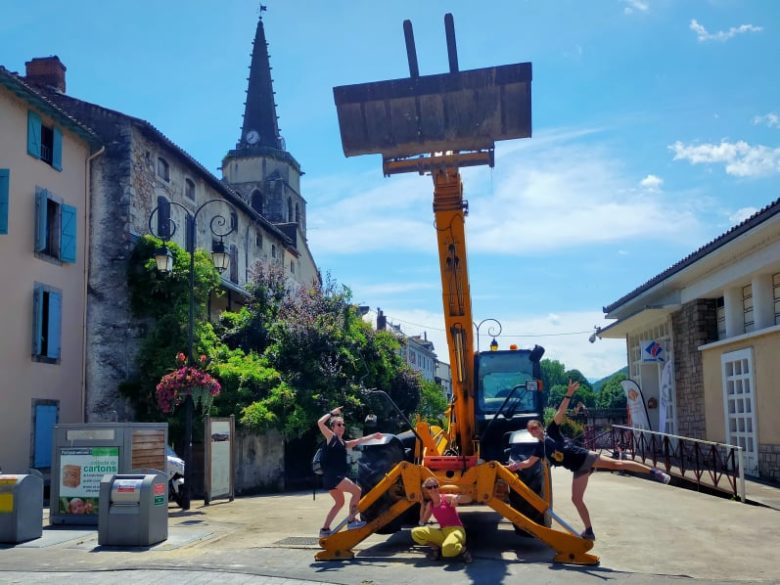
<box><xmin>3</xmin><ymin>1</ymin><xmax>778</xmax><ymax>380</ymax></box>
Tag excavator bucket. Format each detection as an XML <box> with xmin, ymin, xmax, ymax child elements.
<box><xmin>333</xmin><ymin>63</ymin><xmax>532</xmax><ymax>160</ymax></box>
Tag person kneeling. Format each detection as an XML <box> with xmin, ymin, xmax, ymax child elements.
<box><xmin>411</xmin><ymin>477</ymin><xmax>472</xmax><ymax>563</ymax></box>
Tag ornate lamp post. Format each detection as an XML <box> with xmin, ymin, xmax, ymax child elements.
<box><xmin>474</xmin><ymin>318</ymin><xmax>502</xmax><ymax>353</ymax></box>
<box><xmin>148</xmin><ymin>199</ymin><xmax>236</xmax><ymax>510</ymax></box>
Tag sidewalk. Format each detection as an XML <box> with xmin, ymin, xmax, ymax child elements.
<box><xmin>1</xmin><ymin>470</ymin><xmax>778</xmax><ymax>584</ymax></box>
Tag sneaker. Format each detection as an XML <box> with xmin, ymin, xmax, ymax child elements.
<box><xmin>460</xmin><ymin>548</ymin><xmax>473</xmax><ymax>563</ymax></box>
<box><xmin>580</xmin><ymin>527</ymin><xmax>596</xmax><ymax>541</ymax></box>
<box><xmin>347</xmin><ymin>519</ymin><xmax>366</xmax><ymax>530</ymax></box>
<box><xmin>319</xmin><ymin>528</ymin><xmax>332</xmax><ymax>538</ymax></box>
<box><xmin>652</xmin><ymin>468</ymin><xmax>671</xmax><ymax>484</ymax></box>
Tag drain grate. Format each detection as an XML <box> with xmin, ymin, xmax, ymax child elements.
<box><xmin>274</xmin><ymin>536</ymin><xmax>320</xmax><ymax>546</ymax></box>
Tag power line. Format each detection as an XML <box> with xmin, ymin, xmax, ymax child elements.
<box><xmin>366</xmin><ymin>309</ymin><xmax>592</xmax><ymax>338</ymax></box>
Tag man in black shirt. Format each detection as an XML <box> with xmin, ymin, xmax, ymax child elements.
<box><xmin>509</xmin><ymin>380</ymin><xmax>670</xmax><ymax>541</ymax></box>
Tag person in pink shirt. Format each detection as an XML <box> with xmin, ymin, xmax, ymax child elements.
<box><xmin>411</xmin><ymin>477</ymin><xmax>472</xmax><ymax>563</ymax></box>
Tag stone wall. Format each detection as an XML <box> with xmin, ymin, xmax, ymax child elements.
<box><xmin>235</xmin><ymin>429</ymin><xmax>286</xmax><ymax>494</ymax></box>
<box><xmin>671</xmin><ymin>299</ymin><xmax>718</xmax><ymax>439</ymax></box>
<box><xmin>84</xmin><ymin>118</ymin><xmax>138</xmax><ymax>421</ymax></box>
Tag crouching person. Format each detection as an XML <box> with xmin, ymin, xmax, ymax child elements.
<box><xmin>411</xmin><ymin>477</ymin><xmax>472</xmax><ymax>563</ymax></box>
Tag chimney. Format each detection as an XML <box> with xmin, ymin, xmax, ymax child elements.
<box><xmin>25</xmin><ymin>56</ymin><xmax>67</xmax><ymax>92</ymax></box>
<box><xmin>377</xmin><ymin>308</ymin><xmax>386</xmax><ymax>331</ymax></box>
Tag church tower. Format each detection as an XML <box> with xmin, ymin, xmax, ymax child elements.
<box><xmin>222</xmin><ymin>7</ymin><xmax>306</xmax><ymax>236</ymax></box>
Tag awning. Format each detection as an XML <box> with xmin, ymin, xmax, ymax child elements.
<box><xmin>597</xmin><ymin>305</ymin><xmax>680</xmax><ymax>340</ymax></box>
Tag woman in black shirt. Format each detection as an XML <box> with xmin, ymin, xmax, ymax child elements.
<box><xmin>509</xmin><ymin>380</ymin><xmax>670</xmax><ymax>541</ymax></box>
<box><xmin>317</xmin><ymin>406</ymin><xmax>382</xmax><ymax>538</ymax></box>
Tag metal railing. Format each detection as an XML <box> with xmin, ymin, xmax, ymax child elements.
<box><xmin>609</xmin><ymin>425</ymin><xmax>746</xmax><ymax>502</ymax></box>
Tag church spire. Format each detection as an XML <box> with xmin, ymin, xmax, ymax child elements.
<box><xmin>240</xmin><ymin>6</ymin><xmax>283</xmax><ymax>150</ymax></box>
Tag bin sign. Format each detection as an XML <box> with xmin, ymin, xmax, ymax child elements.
<box><xmin>58</xmin><ymin>447</ymin><xmax>119</xmax><ymax>515</ymax></box>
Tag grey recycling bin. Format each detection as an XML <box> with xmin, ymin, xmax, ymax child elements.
<box><xmin>0</xmin><ymin>474</ymin><xmax>43</xmax><ymax>544</ymax></box>
<box><xmin>98</xmin><ymin>473</ymin><xmax>168</xmax><ymax>546</ymax></box>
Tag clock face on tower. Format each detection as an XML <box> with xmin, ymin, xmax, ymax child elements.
<box><xmin>246</xmin><ymin>130</ymin><xmax>260</xmax><ymax>145</ymax></box>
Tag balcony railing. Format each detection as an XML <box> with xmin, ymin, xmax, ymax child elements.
<box><xmin>609</xmin><ymin>425</ymin><xmax>746</xmax><ymax>502</ymax></box>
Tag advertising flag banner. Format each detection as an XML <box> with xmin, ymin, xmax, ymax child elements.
<box><xmin>659</xmin><ymin>360</ymin><xmax>674</xmax><ymax>434</ymax></box>
<box><xmin>620</xmin><ymin>379</ymin><xmax>651</xmax><ymax>430</ymax></box>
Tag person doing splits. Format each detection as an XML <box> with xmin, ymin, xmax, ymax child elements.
<box><xmin>317</xmin><ymin>407</ymin><xmax>382</xmax><ymax>538</ymax></box>
<box><xmin>509</xmin><ymin>379</ymin><xmax>671</xmax><ymax>542</ymax></box>
<box><xmin>411</xmin><ymin>477</ymin><xmax>472</xmax><ymax>563</ymax></box>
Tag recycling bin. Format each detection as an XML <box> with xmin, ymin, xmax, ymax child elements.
<box><xmin>98</xmin><ymin>472</ymin><xmax>168</xmax><ymax>546</ymax></box>
<box><xmin>0</xmin><ymin>474</ymin><xmax>43</xmax><ymax>543</ymax></box>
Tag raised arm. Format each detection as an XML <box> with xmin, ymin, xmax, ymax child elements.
<box><xmin>317</xmin><ymin>406</ymin><xmax>342</xmax><ymax>440</ymax></box>
<box><xmin>553</xmin><ymin>379</ymin><xmax>579</xmax><ymax>425</ymax></box>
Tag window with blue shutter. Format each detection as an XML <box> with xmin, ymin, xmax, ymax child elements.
<box><xmin>33</xmin><ymin>402</ymin><xmax>58</xmax><ymax>468</ymax></box>
<box><xmin>34</xmin><ymin>188</ymin><xmax>49</xmax><ymax>253</ymax></box>
<box><xmin>34</xmin><ymin>187</ymin><xmax>77</xmax><ymax>262</ymax></box>
<box><xmin>52</xmin><ymin>127</ymin><xmax>63</xmax><ymax>171</ymax></box>
<box><xmin>157</xmin><ymin>196</ymin><xmax>171</xmax><ymax>239</ymax></box>
<box><xmin>32</xmin><ymin>284</ymin><xmax>62</xmax><ymax>363</ymax></box>
<box><xmin>27</xmin><ymin>110</ymin><xmax>63</xmax><ymax>170</ymax></box>
<box><xmin>28</xmin><ymin>111</ymin><xmax>42</xmax><ymax>158</ymax></box>
<box><xmin>0</xmin><ymin>169</ymin><xmax>8</xmax><ymax>235</ymax></box>
<box><xmin>60</xmin><ymin>204</ymin><xmax>77</xmax><ymax>263</ymax></box>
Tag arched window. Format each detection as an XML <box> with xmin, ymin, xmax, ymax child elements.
<box><xmin>251</xmin><ymin>189</ymin><xmax>263</xmax><ymax>214</ymax></box>
<box><xmin>295</xmin><ymin>203</ymin><xmax>301</xmax><ymax>224</ymax></box>
<box><xmin>287</xmin><ymin>198</ymin><xmax>293</xmax><ymax>222</ymax></box>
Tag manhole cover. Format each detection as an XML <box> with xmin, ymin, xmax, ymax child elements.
<box><xmin>274</xmin><ymin>536</ymin><xmax>320</xmax><ymax>546</ymax></box>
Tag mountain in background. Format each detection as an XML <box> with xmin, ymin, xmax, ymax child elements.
<box><xmin>591</xmin><ymin>366</ymin><xmax>629</xmax><ymax>393</ymax></box>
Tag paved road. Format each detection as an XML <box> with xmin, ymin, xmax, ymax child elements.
<box><xmin>1</xmin><ymin>470</ymin><xmax>778</xmax><ymax>584</ymax></box>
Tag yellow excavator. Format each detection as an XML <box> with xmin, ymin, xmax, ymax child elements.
<box><xmin>318</xmin><ymin>14</ymin><xmax>597</xmax><ymax>566</ymax></box>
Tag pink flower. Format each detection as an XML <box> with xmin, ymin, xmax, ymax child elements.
<box><xmin>155</xmin><ymin>354</ymin><xmax>221</xmax><ymax>414</ymax></box>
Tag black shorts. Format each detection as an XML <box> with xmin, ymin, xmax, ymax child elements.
<box><xmin>323</xmin><ymin>473</ymin><xmax>347</xmax><ymax>490</ymax></box>
<box><xmin>573</xmin><ymin>451</ymin><xmax>599</xmax><ymax>478</ymax></box>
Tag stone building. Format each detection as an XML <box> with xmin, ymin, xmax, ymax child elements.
<box><xmin>18</xmin><ymin>12</ymin><xmax>318</xmax><ymax>423</ymax></box>
<box><xmin>0</xmin><ymin>63</ymin><xmax>99</xmax><ymax>473</ymax></box>
<box><xmin>598</xmin><ymin>198</ymin><xmax>780</xmax><ymax>482</ymax></box>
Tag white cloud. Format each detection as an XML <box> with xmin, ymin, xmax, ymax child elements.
<box><xmin>308</xmin><ymin>129</ymin><xmax>702</xmax><ymax>256</ymax></box>
<box><xmin>669</xmin><ymin>140</ymin><xmax>780</xmax><ymax>177</ymax></box>
<box><xmin>639</xmin><ymin>174</ymin><xmax>663</xmax><ymax>191</ymax></box>
<box><xmin>729</xmin><ymin>207</ymin><xmax>758</xmax><ymax>225</ymax></box>
<box><xmin>623</xmin><ymin>0</ymin><xmax>649</xmax><ymax>15</ymax></box>
<box><xmin>367</xmin><ymin>307</ymin><xmax>627</xmax><ymax>380</ymax></box>
<box><xmin>690</xmin><ymin>19</ymin><xmax>762</xmax><ymax>42</ymax></box>
<box><xmin>753</xmin><ymin>113</ymin><xmax>780</xmax><ymax>128</ymax></box>
<box><xmin>353</xmin><ymin>281</ymin><xmax>438</xmax><ymax>296</ymax></box>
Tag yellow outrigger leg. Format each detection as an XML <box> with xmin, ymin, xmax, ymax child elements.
<box><xmin>316</xmin><ymin>461</ymin><xmax>599</xmax><ymax>566</ymax></box>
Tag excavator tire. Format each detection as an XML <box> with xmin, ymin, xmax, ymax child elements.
<box><xmin>357</xmin><ymin>435</ymin><xmax>417</xmax><ymax>534</ymax></box>
<box><xmin>509</xmin><ymin>463</ymin><xmax>552</xmax><ymax>535</ymax></box>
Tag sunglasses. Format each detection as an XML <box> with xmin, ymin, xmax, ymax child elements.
<box><xmin>332</xmin><ymin>422</ymin><xmax>344</xmax><ymax>427</ymax></box>
<box><xmin>424</xmin><ymin>484</ymin><xmax>439</xmax><ymax>490</ymax></box>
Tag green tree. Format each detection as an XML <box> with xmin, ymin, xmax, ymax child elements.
<box><xmin>122</xmin><ymin>235</ymin><xmax>224</xmax><ymax>422</ymax></box>
<box><xmin>415</xmin><ymin>378</ymin><xmax>449</xmax><ymax>426</ymax></box>
<box><xmin>597</xmin><ymin>372</ymin><xmax>628</xmax><ymax>409</ymax></box>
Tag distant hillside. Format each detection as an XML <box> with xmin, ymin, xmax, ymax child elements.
<box><xmin>591</xmin><ymin>366</ymin><xmax>629</xmax><ymax>393</ymax></box>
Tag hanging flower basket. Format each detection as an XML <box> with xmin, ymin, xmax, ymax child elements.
<box><xmin>155</xmin><ymin>352</ymin><xmax>221</xmax><ymax>415</ymax></box>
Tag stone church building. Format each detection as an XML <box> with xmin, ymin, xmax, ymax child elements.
<box><xmin>20</xmin><ymin>12</ymin><xmax>319</xmax><ymax>423</ymax></box>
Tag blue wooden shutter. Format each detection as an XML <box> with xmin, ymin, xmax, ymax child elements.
<box><xmin>33</xmin><ymin>285</ymin><xmax>44</xmax><ymax>355</ymax></box>
<box><xmin>52</xmin><ymin>127</ymin><xmax>63</xmax><ymax>171</ymax></box>
<box><xmin>34</xmin><ymin>188</ymin><xmax>48</xmax><ymax>252</ymax></box>
<box><xmin>157</xmin><ymin>196</ymin><xmax>171</xmax><ymax>239</ymax></box>
<box><xmin>0</xmin><ymin>169</ymin><xmax>8</xmax><ymax>235</ymax></box>
<box><xmin>33</xmin><ymin>403</ymin><xmax>58</xmax><ymax>468</ymax></box>
<box><xmin>47</xmin><ymin>290</ymin><xmax>62</xmax><ymax>359</ymax></box>
<box><xmin>60</xmin><ymin>204</ymin><xmax>77</xmax><ymax>263</ymax></box>
<box><xmin>27</xmin><ymin>111</ymin><xmax>42</xmax><ymax>158</ymax></box>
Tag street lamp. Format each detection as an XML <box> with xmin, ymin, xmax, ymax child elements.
<box><xmin>474</xmin><ymin>318</ymin><xmax>502</xmax><ymax>353</ymax></box>
<box><xmin>148</xmin><ymin>198</ymin><xmax>236</xmax><ymax>510</ymax></box>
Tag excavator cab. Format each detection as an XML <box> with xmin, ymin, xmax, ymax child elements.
<box><xmin>474</xmin><ymin>345</ymin><xmax>545</xmax><ymax>464</ymax></box>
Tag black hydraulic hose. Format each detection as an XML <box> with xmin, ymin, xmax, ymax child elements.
<box><xmin>365</xmin><ymin>389</ymin><xmax>425</xmax><ymax>459</ymax></box>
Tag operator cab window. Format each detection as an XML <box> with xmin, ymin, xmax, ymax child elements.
<box><xmin>477</xmin><ymin>352</ymin><xmax>536</xmax><ymax>413</ymax></box>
